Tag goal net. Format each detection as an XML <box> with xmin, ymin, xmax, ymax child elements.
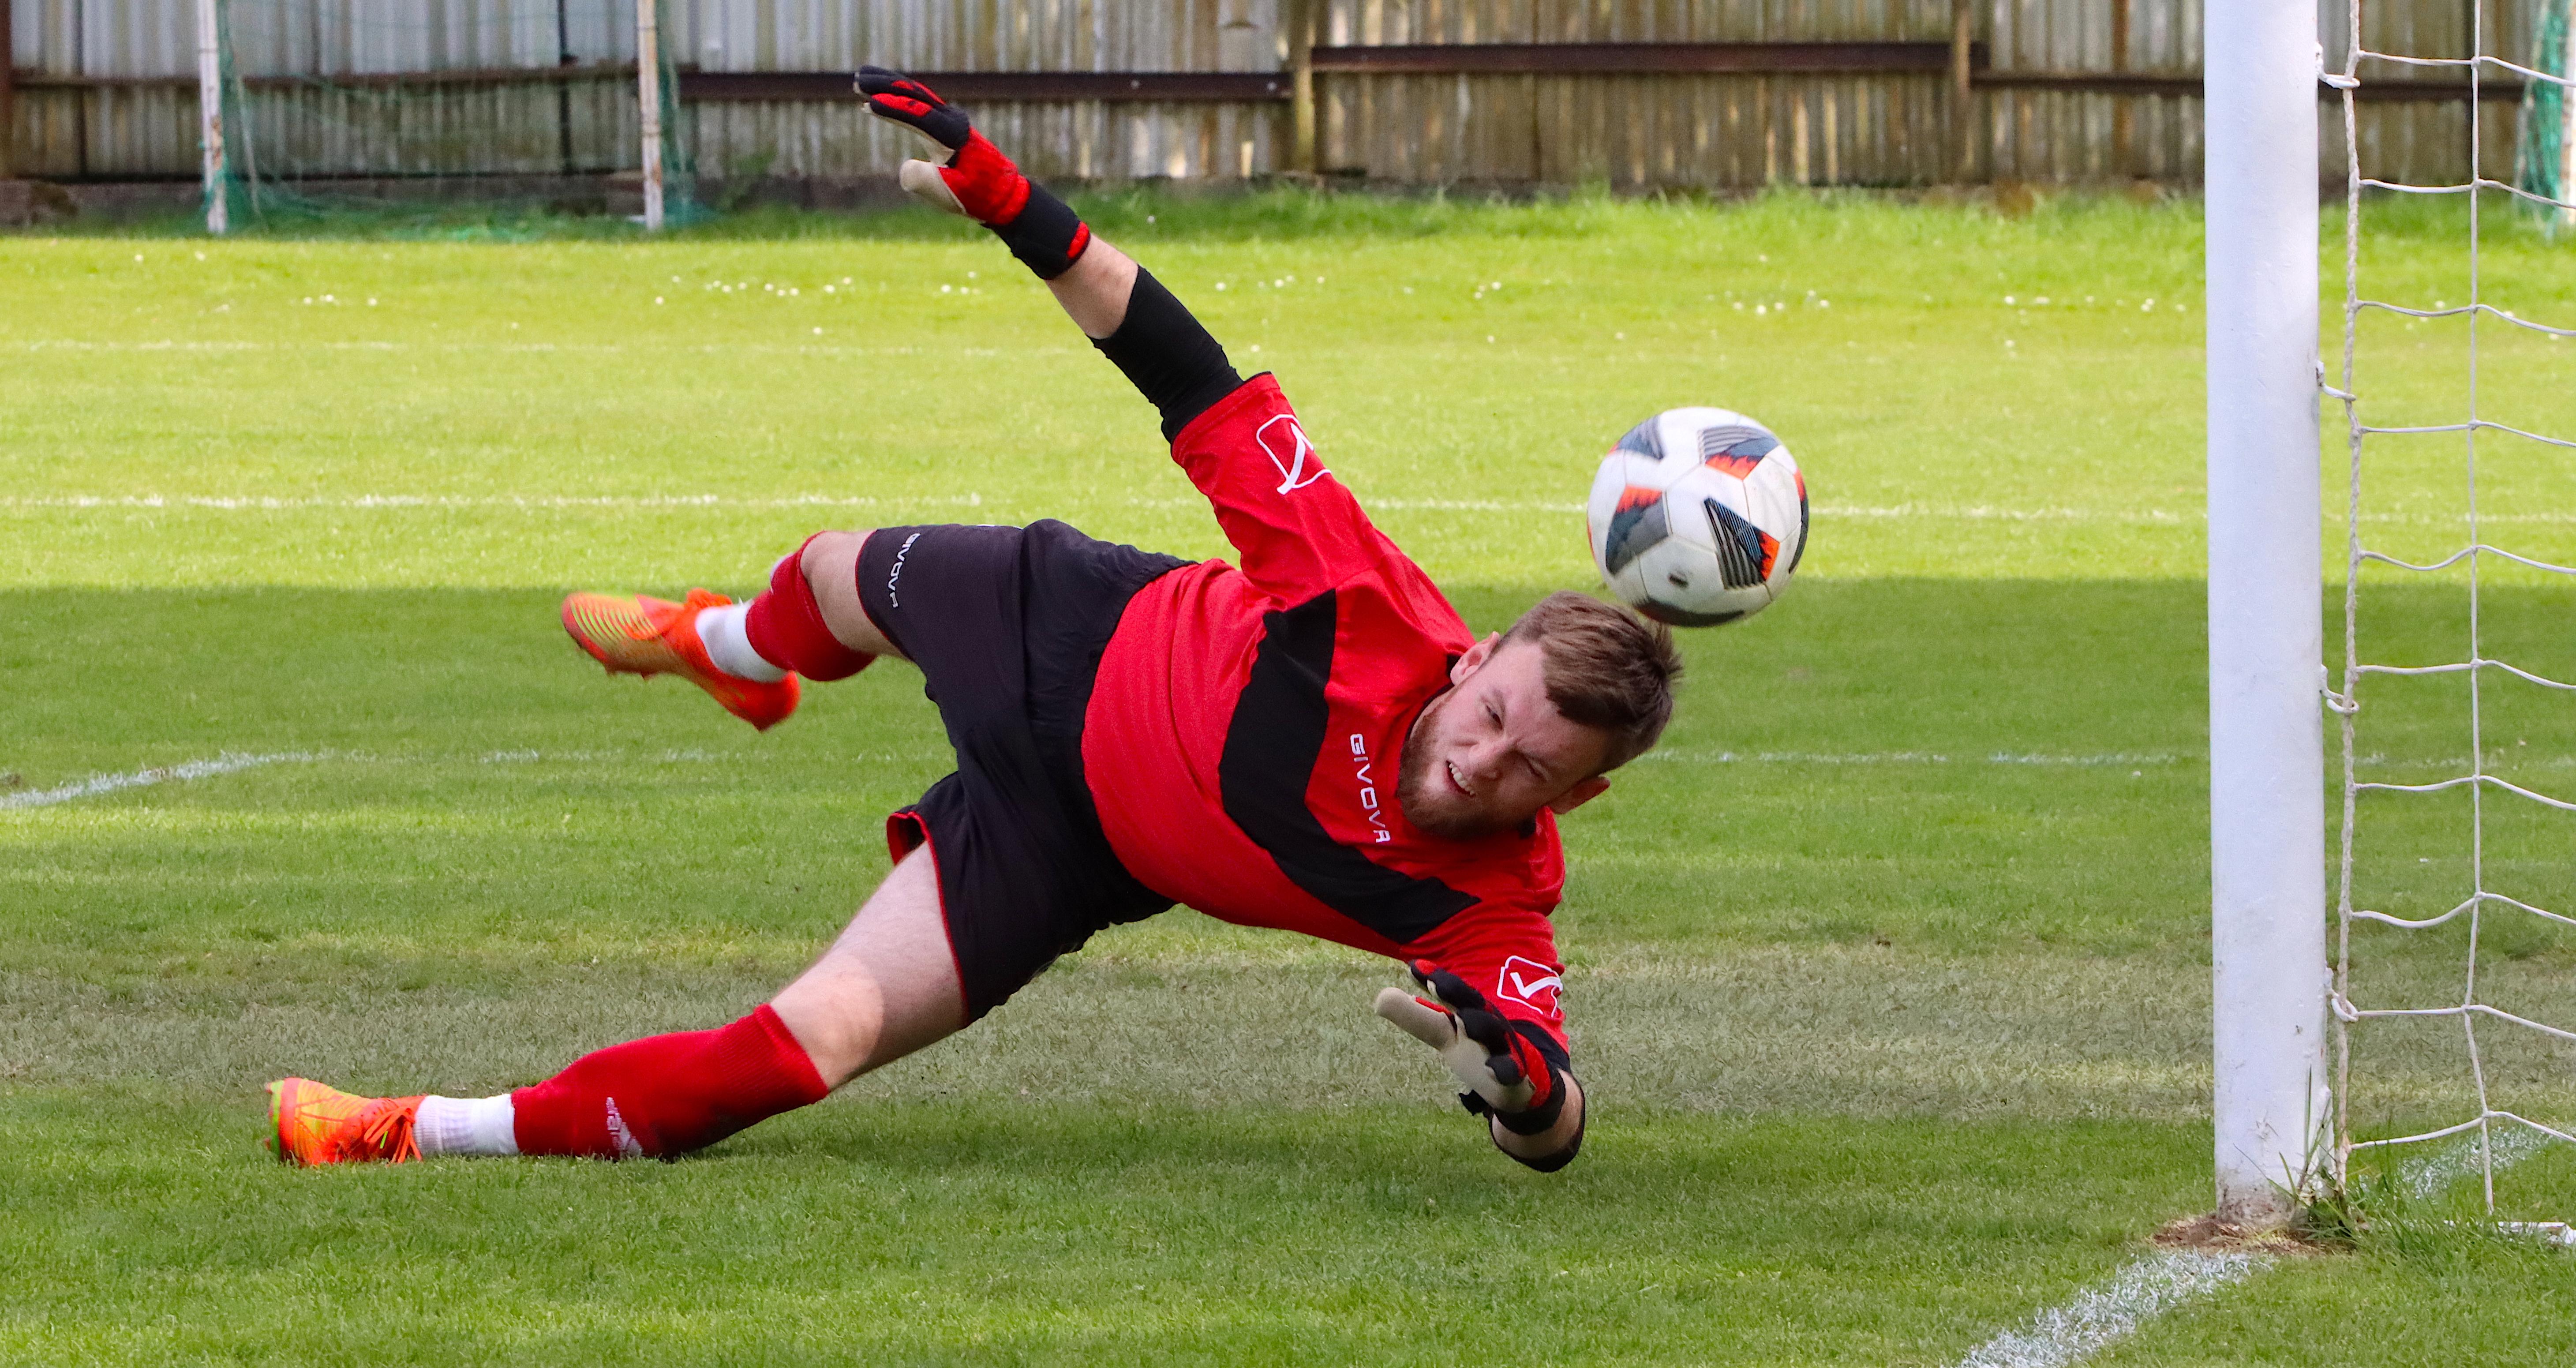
<box><xmin>200</xmin><ymin>0</ymin><xmax>694</xmax><ymax>228</ymax></box>
<box><xmin>2326</xmin><ymin>0</ymin><xmax>2576</xmax><ymax>1216</ymax></box>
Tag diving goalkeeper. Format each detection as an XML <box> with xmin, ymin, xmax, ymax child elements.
<box><xmin>267</xmin><ymin>68</ymin><xmax>1681</xmax><ymax>1175</ymax></box>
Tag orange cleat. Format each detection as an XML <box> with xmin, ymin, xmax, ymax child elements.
<box><xmin>267</xmin><ymin>1077</ymin><xmax>425</xmax><ymax>1166</ymax></box>
<box><xmin>561</xmin><ymin>588</ymin><xmax>801</xmax><ymax>731</ymax></box>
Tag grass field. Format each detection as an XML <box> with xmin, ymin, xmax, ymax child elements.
<box><xmin>6</xmin><ymin>190</ymin><xmax>2576</xmax><ymax>1364</ymax></box>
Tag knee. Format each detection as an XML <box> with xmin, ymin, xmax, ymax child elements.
<box><xmin>778</xmin><ymin>529</ymin><xmax>902</xmax><ymax>663</ymax></box>
<box><xmin>798</xmin><ymin>529</ymin><xmax>874</xmax><ymax>583</ymax></box>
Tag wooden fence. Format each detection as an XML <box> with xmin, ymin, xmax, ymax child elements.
<box><xmin>0</xmin><ymin>0</ymin><xmax>2545</xmax><ymax>190</ymax></box>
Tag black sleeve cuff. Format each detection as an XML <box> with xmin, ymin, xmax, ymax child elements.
<box><xmin>991</xmin><ymin>183</ymin><xmax>1090</xmax><ymax>280</ymax></box>
<box><xmin>1494</xmin><ymin>1023</ymin><xmax>1572</xmax><ymax>1136</ymax></box>
<box><xmin>1502</xmin><ymin>1087</ymin><xmax>1586</xmax><ymax>1173</ymax></box>
<box><xmin>1088</xmin><ymin>267</ymin><xmax>1244</xmax><ymax>442</ymax></box>
<box><xmin>1455</xmin><ymin>1025</ymin><xmax>1575</xmax><ymax>1139</ymax></box>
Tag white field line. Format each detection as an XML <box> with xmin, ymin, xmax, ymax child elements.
<box><xmin>19</xmin><ymin>494</ymin><xmax>2576</xmax><ymax>528</ymax></box>
<box><xmin>1</xmin><ymin>495</ymin><xmax>2190</xmax><ymax>523</ymax></box>
<box><xmin>7</xmin><ymin>746</ymin><xmax>2543</xmax><ymax>805</ymax></box>
<box><xmin>3</xmin><ymin>747</ymin><xmax>962</xmax><ymax>812</ymax></box>
<box><xmin>0</xmin><ymin>751</ymin><xmax>322</xmax><ymax>810</ymax></box>
<box><xmin>21</xmin><ymin>748</ymin><xmax>2514</xmax><ymax>799</ymax></box>
<box><xmin>1955</xmin><ymin>1250</ymin><xmax>2269</xmax><ymax>1368</ymax></box>
<box><xmin>1641</xmin><ymin>751</ymin><xmax>2576</xmax><ymax>770</ymax></box>
<box><xmin>0</xmin><ymin>494</ymin><xmax>995</xmax><ymax>512</ymax></box>
<box><xmin>3</xmin><ymin>341</ymin><xmax>1082</xmax><ymax>359</ymax></box>
<box><xmin>1638</xmin><ymin>750</ymin><xmax>2187</xmax><ymax>767</ymax></box>
<box><xmin>1953</xmin><ymin>1128</ymin><xmax>2562</xmax><ymax>1367</ymax></box>
<box><xmin>2399</xmin><ymin>1125</ymin><xmax>2558</xmax><ymax>1200</ymax></box>
<box><xmin>477</xmin><ymin>748</ymin><xmax>777</xmax><ymax>764</ymax></box>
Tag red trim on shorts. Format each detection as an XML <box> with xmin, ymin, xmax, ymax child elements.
<box><xmin>884</xmin><ymin>810</ymin><xmax>971</xmax><ymax>1021</ymax></box>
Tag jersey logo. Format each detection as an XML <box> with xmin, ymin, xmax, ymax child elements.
<box><xmin>1257</xmin><ymin>414</ymin><xmax>1330</xmax><ymax>494</ymax></box>
<box><xmin>1496</xmin><ymin>956</ymin><xmax>1564</xmax><ymax>1019</ymax></box>
<box><xmin>1220</xmin><ymin>592</ymin><xmax>1477</xmax><ymax>943</ymax></box>
<box><xmin>1347</xmin><ymin>732</ymin><xmax>1393</xmax><ymax>843</ymax></box>
<box><xmin>883</xmin><ymin>529</ymin><xmax>921</xmax><ymax>607</ymax></box>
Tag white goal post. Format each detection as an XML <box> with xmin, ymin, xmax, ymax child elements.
<box><xmin>2205</xmin><ymin>0</ymin><xmax>2333</xmax><ymax>1228</ymax></box>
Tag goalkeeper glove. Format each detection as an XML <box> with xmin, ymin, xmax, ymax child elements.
<box><xmin>1373</xmin><ymin>959</ymin><xmax>1569</xmax><ymax>1138</ymax></box>
<box><xmin>854</xmin><ymin>65</ymin><xmax>1093</xmax><ymax>279</ymax></box>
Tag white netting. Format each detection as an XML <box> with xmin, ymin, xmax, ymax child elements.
<box><xmin>2329</xmin><ymin>0</ymin><xmax>2576</xmax><ymax>1212</ymax></box>
<box><xmin>201</xmin><ymin>0</ymin><xmax>694</xmax><ymax>226</ymax></box>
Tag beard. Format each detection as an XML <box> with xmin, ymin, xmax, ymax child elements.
<box><xmin>1395</xmin><ymin>691</ymin><xmax>1509</xmax><ymax>842</ymax></box>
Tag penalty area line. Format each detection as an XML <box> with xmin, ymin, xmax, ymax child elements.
<box><xmin>1955</xmin><ymin>1250</ymin><xmax>2268</xmax><ymax>1368</ymax></box>
<box><xmin>1952</xmin><ymin>1132</ymin><xmax>2562</xmax><ymax>1367</ymax></box>
<box><xmin>0</xmin><ymin>751</ymin><xmax>325</xmax><ymax>811</ymax></box>
<box><xmin>1638</xmin><ymin>750</ymin><xmax>2187</xmax><ymax>768</ymax></box>
<box><xmin>2</xmin><ymin>746</ymin><xmax>951</xmax><ymax>812</ymax></box>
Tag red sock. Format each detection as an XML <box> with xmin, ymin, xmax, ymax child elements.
<box><xmin>510</xmin><ymin>1004</ymin><xmax>829</xmax><ymax>1158</ymax></box>
<box><xmin>744</xmin><ymin>534</ymin><xmax>874</xmax><ymax>681</ymax></box>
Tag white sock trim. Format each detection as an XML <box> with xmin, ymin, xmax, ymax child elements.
<box><xmin>416</xmin><ymin>1094</ymin><xmax>520</xmax><ymax>1156</ymax></box>
<box><xmin>696</xmin><ymin>602</ymin><xmax>789</xmax><ymax>682</ymax></box>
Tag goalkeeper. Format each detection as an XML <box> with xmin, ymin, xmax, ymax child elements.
<box><xmin>268</xmin><ymin>68</ymin><xmax>1681</xmax><ymax>1175</ymax></box>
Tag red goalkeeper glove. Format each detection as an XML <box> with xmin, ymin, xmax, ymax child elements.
<box><xmin>1374</xmin><ymin>959</ymin><xmax>1569</xmax><ymax>1138</ymax></box>
<box><xmin>854</xmin><ymin>65</ymin><xmax>1092</xmax><ymax>279</ymax></box>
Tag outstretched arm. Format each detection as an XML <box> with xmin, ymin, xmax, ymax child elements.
<box><xmin>858</xmin><ymin>67</ymin><xmax>1243</xmax><ymax>440</ymax></box>
<box><xmin>1043</xmin><ymin>233</ymin><xmax>1139</xmax><ymax>338</ymax></box>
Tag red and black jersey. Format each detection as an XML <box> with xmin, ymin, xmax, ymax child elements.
<box><xmin>1083</xmin><ymin>375</ymin><xmax>1572</xmax><ymax>1053</ymax></box>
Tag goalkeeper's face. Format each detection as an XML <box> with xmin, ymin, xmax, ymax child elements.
<box><xmin>1399</xmin><ymin>636</ymin><xmax>1614</xmax><ymax>842</ymax></box>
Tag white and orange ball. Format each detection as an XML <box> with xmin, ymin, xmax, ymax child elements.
<box><xmin>1585</xmin><ymin>408</ymin><xmax>1808</xmax><ymax>626</ymax></box>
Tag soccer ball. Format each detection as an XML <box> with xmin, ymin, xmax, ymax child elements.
<box><xmin>1585</xmin><ymin>408</ymin><xmax>1808</xmax><ymax>627</ymax></box>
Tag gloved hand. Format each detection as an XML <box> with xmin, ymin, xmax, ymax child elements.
<box><xmin>854</xmin><ymin>66</ymin><xmax>1031</xmax><ymax>225</ymax></box>
<box><xmin>1374</xmin><ymin>959</ymin><xmax>1565</xmax><ymax>1134</ymax></box>
<box><xmin>854</xmin><ymin>65</ymin><xmax>1093</xmax><ymax>279</ymax></box>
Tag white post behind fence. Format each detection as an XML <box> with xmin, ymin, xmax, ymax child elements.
<box><xmin>194</xmin><ymin>0</ymin><xmax>226</xmax><ymax>234</ymax></box>
<box><xmin>636</xmin><ymin>0</ymin><xmax>663</xmax><ymax>232</ymax></box>
<box><xmin>2205</xmin><ymin>0</ymin><xmax>2332</xmax><ymax>1226</ymax></box>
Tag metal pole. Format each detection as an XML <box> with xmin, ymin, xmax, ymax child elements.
<box><xmin>556</xmin><ymin>0</ymin><xmax>575</xmax><ymax>177</ymax></box>
<box><xmin>1</xmin><ymin>0</ymin><xmax>17</xmax><ymax>181</ymax></box>
<box><xmin>195</xmin><ymin>0</ymin><xmax>226</xmax><ymax>234</ymax></box>
<box><xmin>636</xmin><ymin>0</ymin><xmax>663</xmax><ymax>231</ymax></box>
<box><xmin>2206</xmin><ymin>0</ymin><xmax>2329</xmax><ymax>1229</ymax></box>
<box><xmin>70</xmin><ymin>0</ymin><xmax>84</xmax><ymax>179</ymax></box>
<box><xmin>1288</xmin><ymin>0</ymin><xmax>1316</xmax><ymax>176</ymax></box>
<box><xmin>2111</xmin><ymin>0</ymin><xmax>2134</xmax><ymax>176</ymax></box>
<box><xmin>1949</xmin><ymin>0</ymin><xmax>1974</xmax><ymax>182</ymax></box>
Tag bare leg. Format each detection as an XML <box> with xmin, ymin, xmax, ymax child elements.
<box><xmin>768</xmin><ymin>845</ymin><xmax>966</xmax><ymax>1086</ymax></box>
<box><xmin>798</xmin><ymin>529</ymin><xmax>907</xmax><ymax>663</ymax></box>
<box><xmin>761</xmin><ymin>537</ymin><xmax>959</xmax><ymax>1085</ymax></box>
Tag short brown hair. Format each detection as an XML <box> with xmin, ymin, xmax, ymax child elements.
<box><xmin>1502</xmin><ymin>591</ymin><xmax>1683</xmax><ymax>773</ymax></box>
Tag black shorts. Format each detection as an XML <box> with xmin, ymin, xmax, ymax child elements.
<box><xmin>858</xmin><ymin>521</ymin><xmax>1188</xmax><ymax>1020</ymax></box>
